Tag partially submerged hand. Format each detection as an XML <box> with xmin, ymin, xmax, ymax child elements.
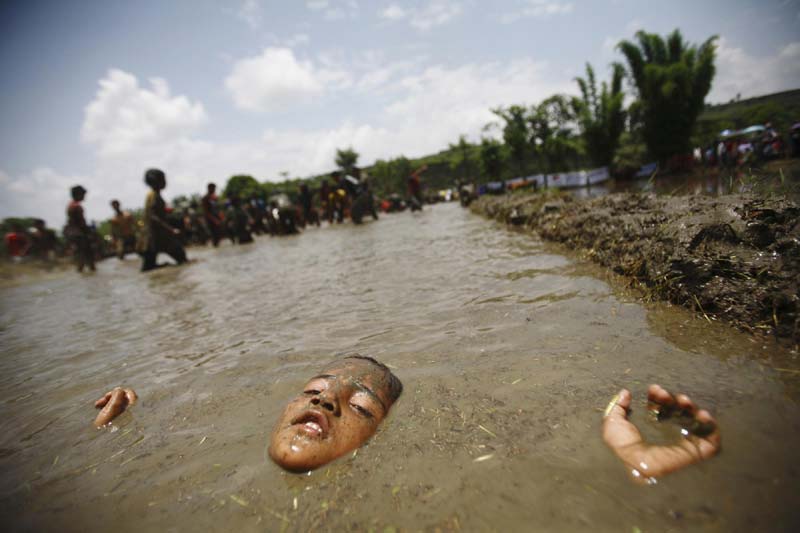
<box><xmin>602</xmin><ymin>384</ymin><xmax>720</xmax><ymax>484</ymax></box>
<box><xmin>94</xmin><ymin>387</ymin><xmax>138</xmax><ymax>427</ymax></box>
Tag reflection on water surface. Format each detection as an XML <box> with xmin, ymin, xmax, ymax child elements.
<box><xmin>0</xmin><ymin>203</ymin><xmax>797</xmax><ymax>531</ymax></box>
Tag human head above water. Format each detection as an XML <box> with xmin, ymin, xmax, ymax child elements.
<box><xmin>268</xmin><ymin>355</ymin><xmax>402</xmax><ymax>472</ymax></box>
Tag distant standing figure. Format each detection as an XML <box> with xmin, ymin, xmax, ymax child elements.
<box><xmin>226</xmin><ymin>196</ymin><xmax>254</xmax><ymax>244</ymax></box>
<box><xmin>64</xmin><ymin>185</ymin><xmax>96</xmax><ymax>272</ymax></box>
<box><xmin>4</xmin><ymin>222</ymin><xmax>30</xmax><ymax>259</ymax></box>
<box><xmin>29</xmin><ymin>219</ymin><xmax>58</xmax><ymax>261</ymax></box>
<box><xmin>110</xmin><ymin>200</ymin><xmax>137</xmax><ymax>259</ymax></box>
<box><xmin>141</xmin><ymin>168</ymin><xmax>188</xmax><ymax>272</ymax></box>
<box><xmin>407</xmin><ymin>164</ymin><xmax>427</xmax><ymax>210</ymax></box>
<box><xmin>202</xmin><ymin>182</ymin><xmax>224</xmax><ymax>247</ymax></box>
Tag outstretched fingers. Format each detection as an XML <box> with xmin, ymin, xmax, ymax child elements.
<box><xmin>123</xmin><ymin>388</ymin><xmax>138</xmax><ymax>405</ymax></box>
<box><xmin>682</xmin><ymin>408</ymin><xmax>721</xmax><ymax>459</ymax></box>
<box><xmin>602</xmin><ymin>389</ymin><xmax>644</xmax><ymax>451</ymax></box>
<box><xmin>93</xmin><ymin>387</ymin><xmax>138</xmax><ymax>427</ymax></box>
<box><xmin>604</xmin><ymin>384</ymin><xmax>721</xmax><ymax>482</ymax></box>
<box><xmin>94</xmin><ymin>391</ymin><xmax>113</xmax><ymax>409</ymax></box>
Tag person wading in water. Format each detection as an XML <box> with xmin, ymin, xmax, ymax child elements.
<box><xmin>140</xmin><ymin>168</ymin><xmax>188</xmax><ymax>272</ymax></box>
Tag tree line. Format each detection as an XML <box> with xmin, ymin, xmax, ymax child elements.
<box><xmin>224</xmin><ymin>29</ymin><xmax>721</xmax><ymax>202</ymax></box>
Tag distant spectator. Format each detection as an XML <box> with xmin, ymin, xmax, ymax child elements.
<box><xmin>29</xmin><ymin>219</ymin><xmax>58</xmax><ymax>260</ymax></box>
<box><xmin>4</xmin><ymin>222</ymin><xmax>30</xmax><ymax>259</ymax></box>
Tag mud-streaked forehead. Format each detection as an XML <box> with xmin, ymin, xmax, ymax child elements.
<box><xmin>319</xmin><ymin>359</ymin><xmax>393</xmax><ymax>404</ymax></box>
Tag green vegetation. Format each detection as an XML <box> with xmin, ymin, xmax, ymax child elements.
<box><xmin>335</xmin><ymin>147</ymin><xmax>359</xmax><ymax>175</ymax></box>
<box><xmin>572</xmin><ymin>63</ymin><xmax>626</xmax><ymax>168</ymax></box>
<box><xmin>14</xmin><ymin>27</ymin><xmax>800</xmax><ymax>244</ymax></box>
<box><xmin>479</xmin><ymin>138</ymin><xmax>505</xmax><ymax>180</ymax></box>
<box><xmin>694</xmin><ymin>89</ymin><xmax>800</xmax><ymax>148</ymax></box>
<box><xmin>223</xmin><ymin>175</ymin><xmax>262</xmax><ymax>199</ymax></box>
<box><xmin>618</xmin><ymin>30</ymin><xmax>717</xmax><ymax>164</ymax></box>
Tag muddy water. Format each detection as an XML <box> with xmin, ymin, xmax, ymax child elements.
<box><xmin>1</xmin><ymin>203</ymin><xmax>798</xmax><ymax>532</ymax></box>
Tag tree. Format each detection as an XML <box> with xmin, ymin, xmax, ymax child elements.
<box><xmin>479</xmin><ymin>138</ymin><xmax>505</xmax><ymax>180</ymax></box>
<box><xmin>335</xmin><ymin>147</ymin><xmax>359</xmax><ymax>174</ymax></box>
<box><xmin>491</xmin><ymin>105</ymin><xmax>530</xmax><ymax>175</ymax></box>
<box><xmin>572</xmin><ymin>63</ymin><xmax>627</xmax><ymax>168</ymax></box>
<box><xmin>528</xmin><ymin>95</ymin><xmax>582</xmax><ymax>173</ymax></box>
<box><xmin>448</xmin><ymin>135</ymin><xmax>476</xmax><ymax>182</ymax></box>
<box><xmin>370</xmin><ymin>156</ymin><xmax>412</xmax><ymax>196</ymax></box>
<box><xmin>617</xmin><ymin>29</ymin><xmax>717</xmax><ymax>163</ymax></box>
<box><xmin>224</xmin><ymin>175</ymin><xmax>261</xmax><ymax>199</ymax></box>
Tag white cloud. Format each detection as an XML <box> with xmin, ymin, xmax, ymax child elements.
<box><xmin>5</xmin><ymin>57</ymin><xmax>571</xmax><ymax>227</ymax></box>
<box><xmin>306</xmin><ymin>0</ymin><xmax>359</xmax><ymax>19</ymax></box>
<box><xmin>381</xmin><ymin>4</ymin><xmax>406</xmax><ymax>20</ymax></box>
<box><xmin>285</xmin><ymin>33</ymin><xmax>310</xmax><ymax>47</ymax></box>
<box><xmin>224</xmin><ymin>48</ymin><xmax>325</xmax><ymax>112</ymax></box>
<box><xmin>709</xmin><ymin>38</ymin><xmax>800</xmax><ymax>103</ymax></box>
<box><xmin>306</xmin><ymin>0</ymin><xmax>329</xmax><ymax>10</ymax></box>
<box><xmin>380</xmin><ymin>1</ymin><xmax>462</xmax><ymax>30</ymax></box>
<box><xmin>500</xmin><ymin>0</ymin><xmax>573</xmax><ymax>24</ymax></box>
<box><xmin>0</xmin><ymin>167</ymin><xmax>92</xmax><ymax>228</ymax></box>
<box><xmin>237</xmin><ymin>0</ymin><xmax>262</xmax><ymax>29</ymax></box>
<box><xmin>81</xmin><ymin>69</ymin><xmax>207</xmax><ymax>157</ymax></box>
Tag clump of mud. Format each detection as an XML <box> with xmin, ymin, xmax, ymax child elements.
<box><xmin>472</xmin><ymin>191</ymin><xmax>799</xmax><ymax>343</ymax></box>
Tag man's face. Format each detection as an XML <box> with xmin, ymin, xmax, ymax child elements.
<box><xmin>269</xmin><ymin>359</ymin><xmax>394</xmax><ymax>472</ymax></box>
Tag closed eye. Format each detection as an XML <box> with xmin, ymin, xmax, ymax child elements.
<box><xmin>304</xmin><ymin>389</ymin><xmax>321</xmax><ymax>395</ymax></box>
<box><xmin>351</xmin><ymin>403</ymin><xmax>374</xmax><ymax>419</ymax></box>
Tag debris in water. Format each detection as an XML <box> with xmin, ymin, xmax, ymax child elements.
<box><xmin>230</xmin><ymin>494</ymin><xmax>248</xmax><ymax>507</ymax></box>
<box><xmin>474</xmin><ymin>454</ymin><xmax>494</xmax><ymax>462</ymax></box>
<box><xmin>478</xmin><ymin>425</ymin><xmax>497</xmax><ymax>438</ymax></box>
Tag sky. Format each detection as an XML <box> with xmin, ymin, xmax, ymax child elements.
<box><xmin>1</xmin><ymin>0</ymin><xmax>799</xmax><ymax>227</ymax></box>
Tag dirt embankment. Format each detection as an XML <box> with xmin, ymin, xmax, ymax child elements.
<box><xmin>472</xmin><ymin>191</ymin><xmax>800</xmax><ymax>344</ymax></box>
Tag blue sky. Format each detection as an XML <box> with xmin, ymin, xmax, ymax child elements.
<box><xmin>1</xmin><ymin>0</ymin><xmax>799</xmax><ymax>227</ymax></box>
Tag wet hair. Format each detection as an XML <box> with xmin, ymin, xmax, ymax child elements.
<box><xmin>343</xmin><ymin>355</ymin><xmax>403</xmax><ymax>403</ymax></box>
<box><xmin>144</xmin><ymin>168</ymin><xmax>166</xmax><ymax>188</ymax></box>
<box><xmin>70</xmin><ymin>185</ymin><xmax>86</xmax><ymax>200</ymax></box>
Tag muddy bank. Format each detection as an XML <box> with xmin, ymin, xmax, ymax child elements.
<box><xmin>472</xmin><ymin>191</ymin><xmax>800</xmax><ymax>344</ymax></box>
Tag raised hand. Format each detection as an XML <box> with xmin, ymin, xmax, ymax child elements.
<box><xmin>602</xmin><ymin>384</ymin><xmax>720</xmax><ymax>484</ymax></box>
<box><xmin>94</xmin><ymin>387</ymin><xmax>138</xmax><ymax>427</ymax></box>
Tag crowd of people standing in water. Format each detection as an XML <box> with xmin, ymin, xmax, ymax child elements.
<box><xmin>3</xmin><ymin>164</ymin><xmax>430</xmax><ymax>273</ymax></box>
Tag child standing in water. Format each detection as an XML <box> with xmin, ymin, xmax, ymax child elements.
<box><xmin>64</xmin><ymin>185</ymin><xmax>96</xmax><ymax>272</ymax></box>
<box><xmin>140</xmin><ymin>168</ymin><xmax>188</xmax><ymax>272</ymax></box>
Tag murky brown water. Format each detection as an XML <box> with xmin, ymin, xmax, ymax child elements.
<box><xmin>1</xmin><ymin>203</ymin><xmax>798</xmax><ymax>532</ymax></box>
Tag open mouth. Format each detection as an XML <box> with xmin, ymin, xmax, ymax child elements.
<box><xmin>291</xmin><ymin>410</ymin><xmax>330</xmax><ymax>438</ymax></box>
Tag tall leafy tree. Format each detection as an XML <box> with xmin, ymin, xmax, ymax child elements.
<box><xmin>528</xmin><ymin>95</ymin><xmax>581</xmax><ymax>173</ymax></box>
<box><xmin>572</xmin><ymin>63</ymin><xmax>626</xmax><ymax>167</ymax></box>
<box><xmin>224</xmin><ymin>175</ymin><xmax>261</xmax><ymax>199</ymax></box>
<box><xmin>491</xmin><ymin>105</ymin><xmax>530</xmax><ymax>175</ymax></box>
<box><xmin>618</xmin><ymin>29</ymin><xmax>717</xmax><ymax>163</ymax></box>
<box><xmin>448</xmin><ymin>135</ymin><xmax>476</xmax><ymax>181</ymax></box>
<box><xmin>479</xmin><ymin>138</ymin><xmax>505</xmax><ymax>180</ymax></box>
<box><xmin>335</xmin><ymin>147</ymin><xmax>359</xmax><ymax>174</ymax></box>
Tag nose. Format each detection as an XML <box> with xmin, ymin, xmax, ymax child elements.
<box><xmin>311</xmin><ymin>390</ymin><xmax>341</xmax><ymax>416</ymax></box>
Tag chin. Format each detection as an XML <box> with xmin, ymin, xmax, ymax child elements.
<box><xmin>269</xmin><ymin>438</ymin><xmax>327</xmax><ymax>472</ymax></box>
